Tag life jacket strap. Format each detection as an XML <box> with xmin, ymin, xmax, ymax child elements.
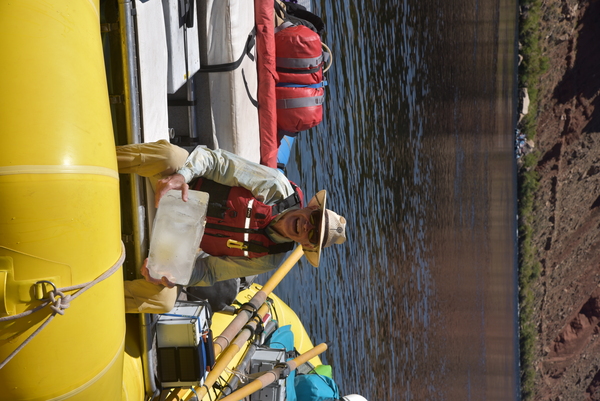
<box><xmin>271</xmin><ymin>185</ymin><xmax>302</xmax><ymax>215</ymax></box>
<box><xmin>205</xmin><ymin>223</ymin><xmax>267</xmax><ymax>235</ymax></box>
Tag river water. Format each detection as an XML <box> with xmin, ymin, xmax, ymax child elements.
<box><xmin>262</xmin><ymin>0</ymin><xmax>520</xmax><ymax>399</ymax></box>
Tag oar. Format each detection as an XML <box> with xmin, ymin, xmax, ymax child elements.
<box><xmin>167</xmin><ymin>246</ymin><xmax>304</xmax><ymax>401</ymax></box>
<box><xmin>218</xmin><ymin>343</ymin><xmax>328</xmax><ymax>401</ymax></box>
<box><xmin>220</xmin><ymin>320</ymin><xmax>279</xmax><ymax>396</ymax></box>
<box><xmin>168</xmin><ymin>303</ymin><xmax>270</xmax><ymax>401</ymax></box>
<box><xmin>212</xmin><ymin>246</ymin><xmax>303</xmax><ymax>356</ymax></box>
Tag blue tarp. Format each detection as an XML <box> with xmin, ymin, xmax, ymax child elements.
<box><xmin>267</xmin><ymin>325</ymin><xmax>298</xmax><ymax>401</ymax></box>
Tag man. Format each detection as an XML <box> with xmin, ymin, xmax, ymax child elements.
<box><xmin>118</xmin><ymin>140</ymin><xmax>347</xmax><ymax>313</ymax></box>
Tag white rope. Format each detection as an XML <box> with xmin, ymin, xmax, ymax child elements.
<box><xmin>224</xmin><ymin>367</ymin><xmax>251</xmax><ymax>384</ymax></box>
<box><xmin>0</xmin><ymin>242</ymin><xmax>126</xmax><ymax>369</ymax></box>
<box><xmin>322</xmin><ymin>42</ymin><xmax>333</xmax><ymax>73</ymax></box>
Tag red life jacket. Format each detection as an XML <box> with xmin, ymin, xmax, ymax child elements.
<box><xmin>191</xmin><ymin>178</ymin><xmax>304</xmax><ymax>258</ymax></box>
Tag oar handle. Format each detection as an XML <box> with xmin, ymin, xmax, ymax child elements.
<box><xmin>289</xmin><ymin>342</ymin><xmax>328</xmax><ymax>369</ymax></box>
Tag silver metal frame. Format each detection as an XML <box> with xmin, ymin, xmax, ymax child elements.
<box><xmin>118</xmin><ymin>0</ymin><xmax>157</xmax><ymax>397</ymax></box>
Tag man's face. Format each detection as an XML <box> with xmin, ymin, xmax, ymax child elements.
<box><xmin>276</xmin><ymin>206</ymin><xmax>320</xmax><ymax>248</ymax></box>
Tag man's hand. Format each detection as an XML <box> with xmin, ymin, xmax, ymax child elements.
<box><xmin>141</xmin><ymin>258</ymin><xmax>176</xmax><ymax>288</ymax></box>
<box><xmin>155</xmin><ymin>173</ymin><xmax>189</xmax><ymax>208</ymax></box>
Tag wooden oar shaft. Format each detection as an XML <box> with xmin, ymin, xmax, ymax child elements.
<box><xmin>213</xmin><ymin>246</ymin><xmax>303</xmax><ymax>355</ymax></box>
<box><xmin>260</xmin><ymin>245</ymin><xmax>303</xmax><ymax>295</ymax></box>
<box><xmin>170</xmin><ymin>304</ymin><xmax>269</xmax><ymax>401</ymax></box>
<box><xmin>219</xmin><ymin>343</ymin><xmax>328</xmax><ymax>401</ymax></box>
<box><xmin>170</xmin><ymin>246</ymin><xmax>304</xmax><ymax>401</ymax></box>
<box><xmin>213</xmin><ymin>293</ymin><xmax>266</xmax><ymax>355</ymax></box>
<box><xmin>192</xmin><ymin>304</ymin><xmax>269</xmax><ymax>400</ymax></box>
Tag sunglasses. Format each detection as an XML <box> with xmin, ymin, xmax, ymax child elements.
<box><xmin>308</xmin><ymin>209</ymin><xmax>323</xmax><ymax>245</ymax></box>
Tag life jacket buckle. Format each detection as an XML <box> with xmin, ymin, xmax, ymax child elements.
<box><xmin>227</xmin><ymin>239</ymin><xmax>248</xmax><ymax>250</ymax></box>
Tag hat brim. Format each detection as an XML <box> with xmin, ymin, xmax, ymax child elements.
<box><xmin>302</xmin><ymin>190</ymin><xmax>327</xmax><ymax>267</ymax></box>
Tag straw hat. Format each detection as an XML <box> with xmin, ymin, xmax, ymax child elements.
<box><xmin>302</xmin><ymin>190</ymin><xmax>347</xmax><ymax>267</ymax></box>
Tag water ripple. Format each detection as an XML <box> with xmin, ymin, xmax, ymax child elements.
<box><xmin>261</xmin><ymin>0</ymin><xmax>519</xmax><ymax>399</ymax></box>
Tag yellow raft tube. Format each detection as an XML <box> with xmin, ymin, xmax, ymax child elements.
<box><xmin>0</xmin><ymin>1</ymin><xmax>322</xmax><ymax>400</ymax></box>
<box><xmin>0</xmin><ymin>0</ymin><xmax>125</xmax><ymax>400</ymax></box>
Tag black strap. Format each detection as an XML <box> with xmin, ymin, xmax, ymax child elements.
<box><xmin>242</xmin><ymin>68</ymin><xmax>259</xmax><ymax>108</ymax></box>
<box><xmin>283</xmin><ymin>2</ymin><xmax>325</xmax><ymax>34</ymax></box>
<box><xmin>274</xmin><ymin>1</ymin><xmax>325</xmax><ymax>35</ymax></box>
<box><xmin>238</xmin><ymin>301</ymin><xmax>260</xmax><ymax>315</ymax></box>
<box><xmin>245</xmin><ymin>241</ymin><xmax>294</xmax><ymax>255</ymax></box>
<box><xmin>205</xmin><ymin>329</ymin><xmax>216</xmax><ymax>372</ymax></box>
<box><xmin>271</xmin><ymin>190</ymin><xmax>301</xmax><ymax>215</ymax></box>
<box><xmin>205</xmin><ymin>222</ymin><xmax>267</xmax><ymax>235</ymax></box>
<box><xmin>179</xmin><ymin>0</ymin><xmax>194</xmax><ymax>28</ymax></box>
<box><xmin>276</xmin><ymin>65</ymin><xmax>322</xmax><ymax>75</ymax></box>
<box><xmin>193</xmin><ymin>179</ymin><xmax>232</xmax><ymax>219</ymax></box>
<box><xmin>286</xmin><ymin>350</ymin><xmax>299</xmax><ymax>359</ymax></box>
<box><xmin>197</xmin><ymin>28</ymin><xmax>256</xmax><ymax>73</ymax></box>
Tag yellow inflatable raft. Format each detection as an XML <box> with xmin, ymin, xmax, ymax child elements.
<box><xmin>0</xmin><ymin>0</ymin><xmax>125</xmax><ymax>400</ymax></box>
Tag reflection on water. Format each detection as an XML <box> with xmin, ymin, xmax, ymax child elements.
<box><xmin>262</xmin><ymin>0</ymin><xmax>519</xmax><ymax>399</ymax></box>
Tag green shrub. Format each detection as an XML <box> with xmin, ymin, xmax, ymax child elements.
<box><xmin>517</xmin><ymin>0</ymin><xmax>546</xmax><ymax>398</ymax></box>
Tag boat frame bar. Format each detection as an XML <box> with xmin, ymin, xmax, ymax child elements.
<box><xmin>118</xmin><ymin>0</ymin><xmax>158</xmax><ymax>397</ymax></box>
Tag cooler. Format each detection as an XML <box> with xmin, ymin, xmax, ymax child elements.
<box><xmin>156</xmin><ymin>300</ymin><xmax>212</xmax><ymax>387</ymax></box>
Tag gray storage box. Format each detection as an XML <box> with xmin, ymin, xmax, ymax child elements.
<box><xmin>249</xmin><ymin>348</ymin><xmax>287</xmax><ymax>401</ymax></box>
<box><xmin>156</xmin><ymin>301</ymin><xmax>210</xmax><ymax>387</ymax></box>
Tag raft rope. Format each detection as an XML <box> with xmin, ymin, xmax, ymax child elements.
<box><xmin>0</xmin><ymin>242</ymin><xmax>126</xmax><ymax>370</ymax></box>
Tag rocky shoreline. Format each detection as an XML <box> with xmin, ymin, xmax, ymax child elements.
<box><xmin>523</xmin><ymin>0</ymin><xmax>600</xmax><ymax>399</ymax></box>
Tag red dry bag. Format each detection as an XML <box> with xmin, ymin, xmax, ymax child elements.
<box><xmin>275</xmin><ymin>25</ymin><xmax>324</xmax><ymax>86</ymax></box>
<box><xmin>276</xmin><ymin>85</ymin><xmax>324</xmax><ymax>133</ymax></box>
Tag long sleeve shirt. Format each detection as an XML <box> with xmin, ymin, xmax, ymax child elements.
<box><xmin>177</xmin><ymin>146</ymin><xmax>297</xmax><ymax>286</ymax></box>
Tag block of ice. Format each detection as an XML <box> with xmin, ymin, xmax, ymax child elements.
<box><xmin>148</xmin><ymin>190</ymin><xmax>209</xmax><ymax>285</ymax></box>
